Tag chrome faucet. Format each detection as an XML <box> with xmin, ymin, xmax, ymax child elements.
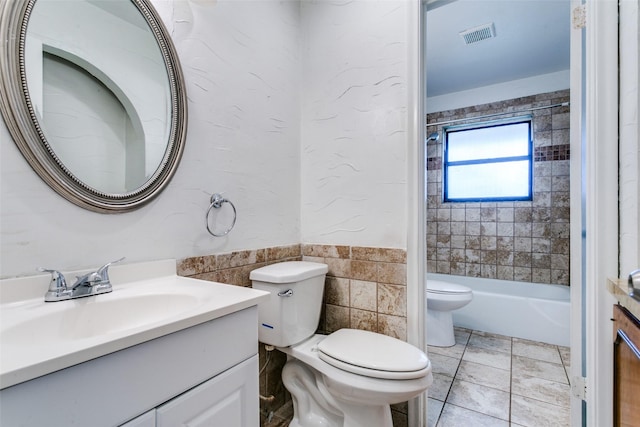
<box><xmin>40</xmin><ymin>257</ymin><xmax>124</xmax><ymax>302</ymax></box>
<box><xmin>629</xmin><ymin>269</ymin><xmax>640</xmax><ymax>302</ymax></box>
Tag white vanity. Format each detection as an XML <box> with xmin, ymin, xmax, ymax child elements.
<box><xmin>0</xmin><ymin>260</ymin><xmax>269</xmax><ymax>426</ymax></box>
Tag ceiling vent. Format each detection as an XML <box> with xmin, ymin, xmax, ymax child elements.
<box><xmin>459</xmin><ymin>23</ymin><xmax>496</xmax><ymax>45</ymax></box>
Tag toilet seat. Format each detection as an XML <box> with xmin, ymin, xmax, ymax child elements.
<box><xmin>280</xmin><ymin>334</ymin><xmax>433</xmax><ymax>410</ymax></box>
<box><xmin>427</xmin><ymin>280</ymin><xmax>472</xmax><ymax>295</ymax></box>
<box><xmin>317</xmin><ymin>329</ymin><xmax>430</xmax><ymax>380</ymax></box>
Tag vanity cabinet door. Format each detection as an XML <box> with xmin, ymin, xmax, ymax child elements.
<box><xmin>613</xmin><ymin>305</ymin><xmax>640</xmax><ymax>427</ymax></box>
<box><xmin>156</xmin><ymin>355</ymin><xmax>259</xmax><ymax>427</ymax></box>
<box><xmin>120</xmin><ymin>410</ymin><xmax>156</xmax><ymax>427</ymax></box>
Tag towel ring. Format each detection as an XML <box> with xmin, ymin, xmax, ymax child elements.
<box><xmin>206</xmin><ymin>193</ymin><xmax>237</xmax><ymax>237</ymax></box>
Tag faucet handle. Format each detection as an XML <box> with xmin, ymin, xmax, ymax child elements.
<box><xmin>96</xmin><ymin>257</ymin><xmax>125</xmax><ymax>283</ymax></box>
<box><xmin>37</xmin><ymin>267</ymin><xmax>68</xmax><ymax>291</ymax></box>
<box><xmin>71</xmin><ymin>257</ymin><xmax>124</xmax><ymax>291</ymax></box>
<box><xmin>72</xmin><ymin>271</ymin><xmax>102</xmax><ymax>289</ymax></box>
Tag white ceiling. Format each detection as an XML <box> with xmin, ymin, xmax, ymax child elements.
<box><xmin>426</xmin><ymin>0</ymin><xmax>571</xmax><ymax>97</ymax></box>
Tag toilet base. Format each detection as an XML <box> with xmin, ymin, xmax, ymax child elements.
<box><xmin>426</xmin><ymin>309</ymin><xmax>456</xmax><ymax>347</ymax></box>
<box><xmin>283</xmin><ymin>358</ymin><xmax>394</xmax><ymax>427</ymax></box>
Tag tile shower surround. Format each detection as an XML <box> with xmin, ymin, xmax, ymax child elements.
<box><xmin>178</xmin><ymin>243</ymin><xmax>410</xmax><ymax>427</ymax></box>
<box><xmin>426</xmin><ymin>89</ymin><xmax>571</xmax><ymax>286</ymax></box>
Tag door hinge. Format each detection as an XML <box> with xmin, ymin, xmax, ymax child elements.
<box><xmin>572</xmin><ymin>376</ymin><xmax>587</xmax><ymax>400</ymax></box>
<box><xmin>572</xmin><ymin>4</ymin><xmax>586</xmax><ymax>29</ymax></box>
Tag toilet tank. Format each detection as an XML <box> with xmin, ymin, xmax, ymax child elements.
<box><xmin>250</xmin><ymin>261</ymin><xmax>328</xmax><ymax>347</ymax></box>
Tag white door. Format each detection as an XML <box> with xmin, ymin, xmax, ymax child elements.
<box><xmin>156</xmin><ymin>356</ymin><xmax>259</xmax><ymax>427</ymax></box>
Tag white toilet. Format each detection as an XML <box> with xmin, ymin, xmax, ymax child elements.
<box><xmin>250</xmin><ymin>261</ymin><xmax>433</xmax><ymax>427</ymax></box>
<box><xmin>426</xmin><ymin>280</ymin><xmax>473</xmax><ymax>347</ymax></box>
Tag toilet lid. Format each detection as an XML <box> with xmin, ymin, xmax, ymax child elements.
<box><xmin>427</xmin><ymin>280</ymin><xmax>472</xmax><ymax>295</ymax></box>
<box><xmin>249</xmin><ymin>261</ymin><xmax>328</xmax><ymax>283</ymax></box>
<box><xmin>317</xmin><ymin>329</ymin><xmax>430</xmax><ymax>380</ymax></box>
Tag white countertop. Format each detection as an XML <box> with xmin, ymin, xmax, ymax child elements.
<box><xmin>0</xmin><ymin>259</ymin><xmax>269</xmax><ymax>389</ymax></box>
<box><xmin>607</xmin><ymin>277</ymin><xmax>640</xmax><ymax>320</ymax></box>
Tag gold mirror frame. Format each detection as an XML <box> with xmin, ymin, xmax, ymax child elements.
<box><xmin>0</xmin><ymin>0</ymin><xmax>187</xmax><ymax>213</ymax></box>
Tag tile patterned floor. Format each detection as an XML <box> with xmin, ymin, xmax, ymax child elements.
<box><xmin>428</xmin><ymin>328</ymin><xmax>572</xmax><ymax>427</ymax></box>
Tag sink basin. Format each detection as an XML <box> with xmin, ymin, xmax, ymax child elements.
<box><xmin>2</xmin><ymin>293</ymin><xmax>199</xmax><ymax>345</ymax></box>
<box><xmin>0</xmin><ymin>260</ymin><xmax>269</xmax><ymax>389</ymax></box>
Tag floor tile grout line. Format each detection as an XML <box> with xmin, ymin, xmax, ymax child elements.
<box><xmin>558</xmin><ymin>345</ymin><xmax>572</xmax><ymax>385</ymax></box>
<box><xmin>512</xmin><ymin>352</ymin><xmax>565</xmax><ymax>366</ymax></box>
<box><xmin>457</xmin><ymin>349</ymin><xmax>512</xmax><ymax>371</ymax></box>
<box><xmin>449</xmin><ymin>374</ymin><xmax>511</xmax><ymax>394</ymax></box>
<box><xmin>511</xmin><ymin>371</ymin><xmax>571</xmax><ymax>386</ymax></box>
<box><xmin>510</xmin><ymin>390</ymin><xmax>572</xmax><ymax>410</ymax></box>
<box><xmin>509</xmin><ymin>336</ymin><xmax>513</xmax><ymax>424</ymax></box>
<box><xmin>442</xmin><ymin>334</ymin><xmax>467</xmax><ymax>409</ymax></box>
<box><xmin>438</xmin><ymin>401</ymin><xmax>512</xmax><ymax>425</ymax></box>
<box><xmin>434</xmin><ymin>330</ymin><xmax>471</xmax><ymax>426</ymax></box>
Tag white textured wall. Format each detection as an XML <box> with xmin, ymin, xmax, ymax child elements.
<box><xmin>0</xmin><ymin>0</ymin><xmax>302</xmax><ymax>278</ymax></box>
<box><xmin>300</xmin><ymin>0</ymin><xmax>409</xmax><ymax>249</ymax></box>
<box><xmin>1</xmin><ymin>0</ymin><xmax>415</xmax><ymax>278</ymax></box>
<box><xmin>619</xmin><ymin>0</ymin><xmax>639</xmax><ymax>275</ymax></box>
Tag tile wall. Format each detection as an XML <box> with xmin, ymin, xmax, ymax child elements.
<box><xmin>426</xmin><ymin>89</ymin><xmax>571</xmax><ymax>286</ymax></box>
<box><xmin>178</xmin><ymin>243</ymin><xmax>410</xmax><ymax>427</ymax></box>
<box><xmin>302</xmin><ymin>244</ymin><xmax>408</xmax><ymax>340</ymax></box>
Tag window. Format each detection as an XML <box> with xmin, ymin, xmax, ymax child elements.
<box><xmin>443</xmin><ymin>117</ymin><xmax>533</xmax><ymax>202</ymax></box>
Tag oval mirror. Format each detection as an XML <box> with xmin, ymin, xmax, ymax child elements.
<box><xmin>0</xmin><ymin>0</ymin><xmax>187</xmax><ymax>213</ymax></box>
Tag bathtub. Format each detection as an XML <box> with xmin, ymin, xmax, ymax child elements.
<box><xmin>427</xmin><ymin>273</ymin><xmax>570</xmax><ymax>346</ymax></box>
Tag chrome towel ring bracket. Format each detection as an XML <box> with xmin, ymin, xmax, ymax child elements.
<box><xmin>206</xmin><ymin>193</ymin><xmax>237</xmax><ymax>237</ymax></box>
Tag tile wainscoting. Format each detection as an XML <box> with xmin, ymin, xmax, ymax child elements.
<box><xmin>177</xmin><ymin>244</ymin><xmax>302</xmax><ymax>286</ymax></box>
<box><xmin>178</xmin><ymin>243</ymin><xmax>410</xmax><ymax>427</ymax></box>
<box><xmin>302</xmin><ymin>244</ymin><xmax>408</xmax><ymax>341</ymax></box>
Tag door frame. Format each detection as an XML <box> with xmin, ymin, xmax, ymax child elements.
<box><xmin>411</xmin><ymin>0</ymin><xmax>623</xmax><ymax>425</ymax></box>
<box><xmin>568</xmin><ymin>0</ymin><xmax>585</xmax><ymax>421</ymax></box>
<box><xmin>571</xmin><ymin>0</ymin><xmax>620</xmax><ymax>425</ymax></box>
<box><xmin>406</xmin><ymin>0</ymin><xmax>426</xmax><ymax>425</ymax></box>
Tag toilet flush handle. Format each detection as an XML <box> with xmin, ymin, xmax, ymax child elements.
<box><xmin>278</xmin><ymin>289</ymin><xmax>293</xmax><ymax>297</ymax></box>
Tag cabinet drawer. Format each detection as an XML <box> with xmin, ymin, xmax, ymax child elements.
<box><xmin>613</xmin><ymin>305</ymin><xmax>640</xmax><ymax>427</ymax></box>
